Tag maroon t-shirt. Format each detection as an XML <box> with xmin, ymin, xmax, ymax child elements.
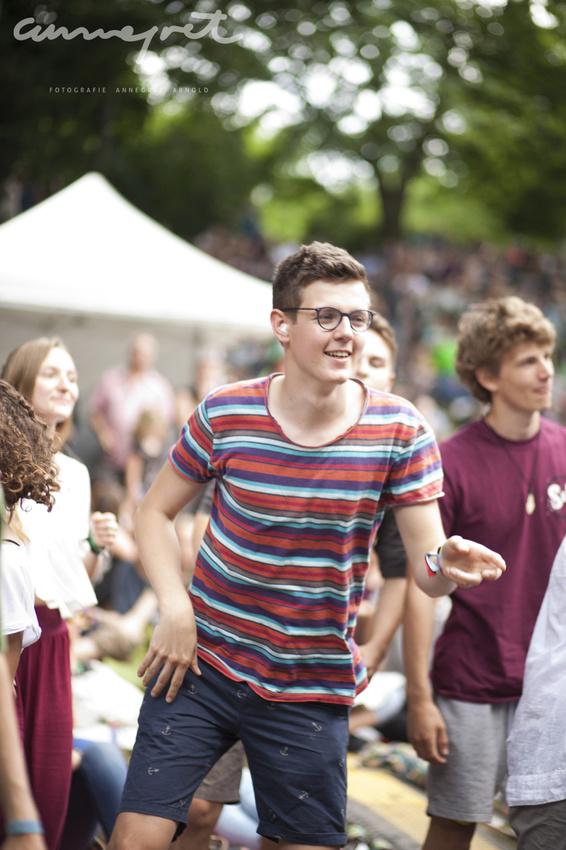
<box><xmin>432</xmin><ymin>416</ymin><xmax>566</xmax><ymax>703</ymax></box>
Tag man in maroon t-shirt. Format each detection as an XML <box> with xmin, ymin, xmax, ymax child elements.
<box><xmin>404</xmin><ymin>296</ymin><xmax>566</xmax><ymax>850</ymax></box>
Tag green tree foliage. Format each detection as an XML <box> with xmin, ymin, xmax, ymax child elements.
<box><xmin>109</xmin><ymin>104</ymin><xmax>276</xmax><ymax>240</ymax></box>
<box><xmin>440</xmin><ymin>0</ymin><xmax>566</xmax><ymax>241</ymax></box>
<box><xmin>214</xmin><ymin>0</ymin><xmax>566</xmax><ymax>242</ymax></box>
<box><xmin>3</xmin><ymin>0</ymin><xmax>566</xmax><ymax>246</ymax></box>
<box><xmin>0</xmin><ymin>0</ymin><xmax>152</xmax><ymax>191</ymax></box>
<box><xmin>0</xmin><ymin>0</ymin><xmax>266</xmax><ymax>227</ymax></box>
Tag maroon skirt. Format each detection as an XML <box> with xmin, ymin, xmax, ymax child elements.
<box><xmin>15</xmin><ymin>606</ymin><xmax>73</xmax><ymax>850</ymax></box>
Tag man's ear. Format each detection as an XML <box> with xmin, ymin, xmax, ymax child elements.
<box><xmin>271</xmin><ymin>310</ymin><xmax>290</xmax><ymax>343</ymax></box>
<box><xmin>475</xmin><ymin>368</ymin><xmax>498</xmax><ymax>393</ymax></box>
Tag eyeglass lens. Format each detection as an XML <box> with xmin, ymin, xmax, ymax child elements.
<box><xmin>317</xmin><ymin>308</ymin><xmax>372</xmax><ymax>331</ymax></box>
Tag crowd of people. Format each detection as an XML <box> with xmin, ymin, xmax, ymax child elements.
<box><xmin>199</xmin><ymin>228</ymin><xmax>566</xmax><ymax>429</ymax></box>
<box><xmin>1</xmin><ymin>238</ymin><xmax>565</xmax><ymax>850</ymax></box>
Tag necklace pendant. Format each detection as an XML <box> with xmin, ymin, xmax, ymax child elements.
<box><xmin>526</xmin><ymin>491</ymin><xmax>536</xmax><ymax>515</ymax></box>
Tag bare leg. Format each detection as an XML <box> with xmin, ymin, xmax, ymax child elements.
<box><xmin>173</xmin><ymin>799</ymin><xmax>224</xmax><ymax>850</ymax></box>
<box><xmin>349</xmin><ymin>705</ymin><xmax>378</xmax><ymax>732</ymax></box>
<box><xmin>108</xmin><ymin>811</ymin><xmax>177</xmax><ymax>850</ymax></box>
<box><xmin>422</xmin><ymin>815</ymin><xmax>475</xmax><ymax>850</ymax></box>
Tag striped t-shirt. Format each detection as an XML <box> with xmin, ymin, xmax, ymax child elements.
<box><xmin>170</xmin><ymin>375</ymin><xmax>442</xmax><ymax>705</ymax></box>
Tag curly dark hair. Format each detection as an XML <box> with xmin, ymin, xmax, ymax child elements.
<box><xmin>0</xmin><ymin>379</ymin><xmax>60</xmax><ymax>515</ymax></box>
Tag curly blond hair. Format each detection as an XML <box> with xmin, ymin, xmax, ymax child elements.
<box><xmin>456</xmin><ymin>296</ymin><xmax>556</xmax><ymax>404</ymax></box>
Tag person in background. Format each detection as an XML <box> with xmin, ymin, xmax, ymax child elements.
<box><xmin>0</xmin><ymin>380</ymin><xmax>59</xmax><ymax>682</ymax></box>
<box><xmin>403</xmin><ymin>296</ymin><xmax>566</xmax><ymax>850</ymax></box>
<box><xmin>348</xmin><ymin>313</ymin><xmax>409</xmax><ymax>743</ymax></box>
<box><xmin>506</xmin><ymin>534</ymin><xmax>566</xmax><ymax>849</ymax></box>
<box><xmin>353</xmin><ymin>313</ymin><xmax>405</xmax><ymax>669</ymax></box>
<box><xmin>89</xmin><ymin>333</ymin><xmax>175</xmax><ymax>483</ymax></box>
<box><xmin>0</xmin><ymin>636</ymin><xmax>47</xmax><ymax>850</ymax></box>
<box><xmin>124</xmin><ymin>409</ymin><xmax>171</xmax><ymax>524</ymax></box>
<box><xmin>2</xmin><ymin>337</ymin><xmax>117</xmax><ymax>850</ymax></box>
<box><xmin>0</xmin><ymin>382</ymin><xmax>60</xmax><ymax>849</ymax></box>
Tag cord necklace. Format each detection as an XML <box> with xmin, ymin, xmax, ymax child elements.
<box><xmin>484</xmin><ymin>418</ymin><xmax>541</xmax><ymax>516</ymax></box>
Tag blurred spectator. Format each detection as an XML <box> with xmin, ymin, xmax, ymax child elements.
<box><xmin>89</xmin><ymin>334</ymin><xmax>175</xmax><ymax>483</ymax></box>
<box><xmin>124</xmin><ymin>409</ymin><xmax>171</xmax><ymax>523</ymax></box>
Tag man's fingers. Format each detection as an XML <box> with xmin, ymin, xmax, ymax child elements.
<box><xmin>189</xmin><ymin>654</ymin><xmax>201</xmax><ymax>678</ymax></box>
<box><xmin>165</xmin><ymin>666</ymin><xmax>188</xmax><ymax>702</ymax></box>
<box><xmin>482</xmin><ymin>566</ymin><xmax>504</xmax><ymax>581</ymax></box>
<box><xmin>413</xmin><ymin>736</ymin><xmax>445</xmax><ymax>764</ymax></box>
<box><xmin>437</xmin><ymin>726</ymin><xmax>450</xmax><ymax>759</ymax></box>
<box><xmin>442</xmin><ymin>567</ymin><xmax>482</xmax><ymax>588</ymax></box>
<box><xmin>152</xmin><ymin>661</ymin><xmax>177</xmax><ymax>698</ymax></box>
<box><xmin>137</xmin><ymin>648</ymin><xmax>155</xmax><ymax>679</ymax></box>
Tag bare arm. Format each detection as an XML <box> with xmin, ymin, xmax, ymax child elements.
<box><xmin>89</xmin><ymin>408</ymin><xmax>116</xmax><ymax>456</ymax></box>
<box><xmin>0</xmin><ymin>654</ymin><xmax>47</xmax><ymax>850</ymax></box>
<box><xmin>359</xmin><ymin>577</ymin><xmax>406</xmax><ymax>678</ymax></box>
<box><xmin>403</xmin><ymin>573</ymin><xmax>449</xmax><ymax>763</ymax></box>
<box><xmin>393</xmin><ymin>499</ymin><xmax>505</xmax><ymax>761</ymax></box>
<box><xmin>394</xmin><ymin>500</ymin><xmax>505</xmax><ymax>597</ymax></box>
<box><xmin>134</xmin><ymin>463</ymin><xmax>205</xmax><ymax>702</ymax></box>
<box><xmin>5</xmin><ymin>632</ymin><xmax>23</xmax><ymax>683</ymax></box>
<box><xmin>124</xmin><ymin>451</ymin><xmax>144</xmax><ymax>516</ymax></box>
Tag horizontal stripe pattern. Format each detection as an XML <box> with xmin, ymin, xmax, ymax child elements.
<box><xmin>170</xmin><ymin>376</ymin><xmax>442</xmax><ymax>704</ymax></box>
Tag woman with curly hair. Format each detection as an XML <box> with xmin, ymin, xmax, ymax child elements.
<box><xmin>0</xmin><ymin>379</ymin><xmax>60</xmax><ymax>680</ymax></box>
<box><xmin>1</xmin><ymin>338</ymin><xmax>117</xmax><ymax>850</ymax></box>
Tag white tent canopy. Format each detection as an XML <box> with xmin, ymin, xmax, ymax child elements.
<box><xmin>0</xmin><ymin>172</ymin><xmax>273</xmax><ymax>334</ymax></box>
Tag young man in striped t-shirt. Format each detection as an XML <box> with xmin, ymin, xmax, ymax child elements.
<box><xmin>109</xmin><ymin>242</ymin><xmax>505</xmax><ymax>850</ymax></box>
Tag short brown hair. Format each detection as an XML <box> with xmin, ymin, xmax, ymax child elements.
<box><xmin>272</xmin><ymin>241</ymin><xmax>369</xmax><ymax>310</ymax></box>
<box><xmin>456</xmin><ymin>296</ymin><xmax>556</xmax><ymax>404</ymax></box>
<box><xmin>0</xmin><ymin>379</ymin><xmax>59</xmax><ymax>515</ymax></box>
<box><xmin>370</xmin><ymin>313</ymin><xmax>398</xmax><ymax>366</ymax></box>
<box><xmin>1</xmin><ymin>337</ymin><xmax>75</xmax><ymax>446</ymax></box>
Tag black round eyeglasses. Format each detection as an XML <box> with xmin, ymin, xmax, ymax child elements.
<box><xmin>283</xmin><ymin>307</ymin><xmax>375</xmax><ymax>333</ymax></box>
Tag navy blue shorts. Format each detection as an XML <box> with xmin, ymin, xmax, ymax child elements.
<box><xmin>119</xmin><ymin>659</ymin><xmax>349</xmax><ymax>846</ymax></box>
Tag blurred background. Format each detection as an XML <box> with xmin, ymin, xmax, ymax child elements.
<box><xmin>3</xmin><ymin>0</ymin><xmax>566</xmax><ymax>437</ymax></box>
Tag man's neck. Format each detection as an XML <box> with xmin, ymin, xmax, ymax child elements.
<box><xmin>485</xmin><ymin>406</ymin><xmax>541</xmax><ymax>442</ymax></box>
<box><xmin>269</xmin><ymin>374</ymin><xmax>364</xmax><ymax>446</ymax></box>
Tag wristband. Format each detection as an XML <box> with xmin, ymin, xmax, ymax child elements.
<box><xmin>86</xmin><ymin>533</ymin><xmax>105</xmax><ymax>556</ymax></box>
<box><xmin>425</xmin><ymin>546</ymin><xmax>443</xmax><ymax>577</ymax></box>
<box><xmin>5</xmin><ymin>819</ymin><xmax>44</xmax><ymax>835</ymax></box>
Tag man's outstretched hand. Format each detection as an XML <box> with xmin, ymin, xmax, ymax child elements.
<box><xmin>440</xmin><ymin>536</ymin><xmax>506</xmax><ymax>588</ymax></box>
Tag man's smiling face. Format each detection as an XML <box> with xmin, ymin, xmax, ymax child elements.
<box><xmin>283</xmin><ymin>278</ymin><xmax>371</xmax><ymax>389</ymax></box>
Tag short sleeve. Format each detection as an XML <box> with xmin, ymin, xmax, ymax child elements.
<box><xmin>169</xmin><ymin>401</ymin><xmax>215</xmax><ymax>485</ymax></box>
<box><xmin>380</xmin><ymin>406</ymin><xmax>443</xmax><ymax>507</ymax></box>
<box><xmin>0</xmin><ymin>541</ymin><xmax>41</xmax><ymax>650</ymax></box>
